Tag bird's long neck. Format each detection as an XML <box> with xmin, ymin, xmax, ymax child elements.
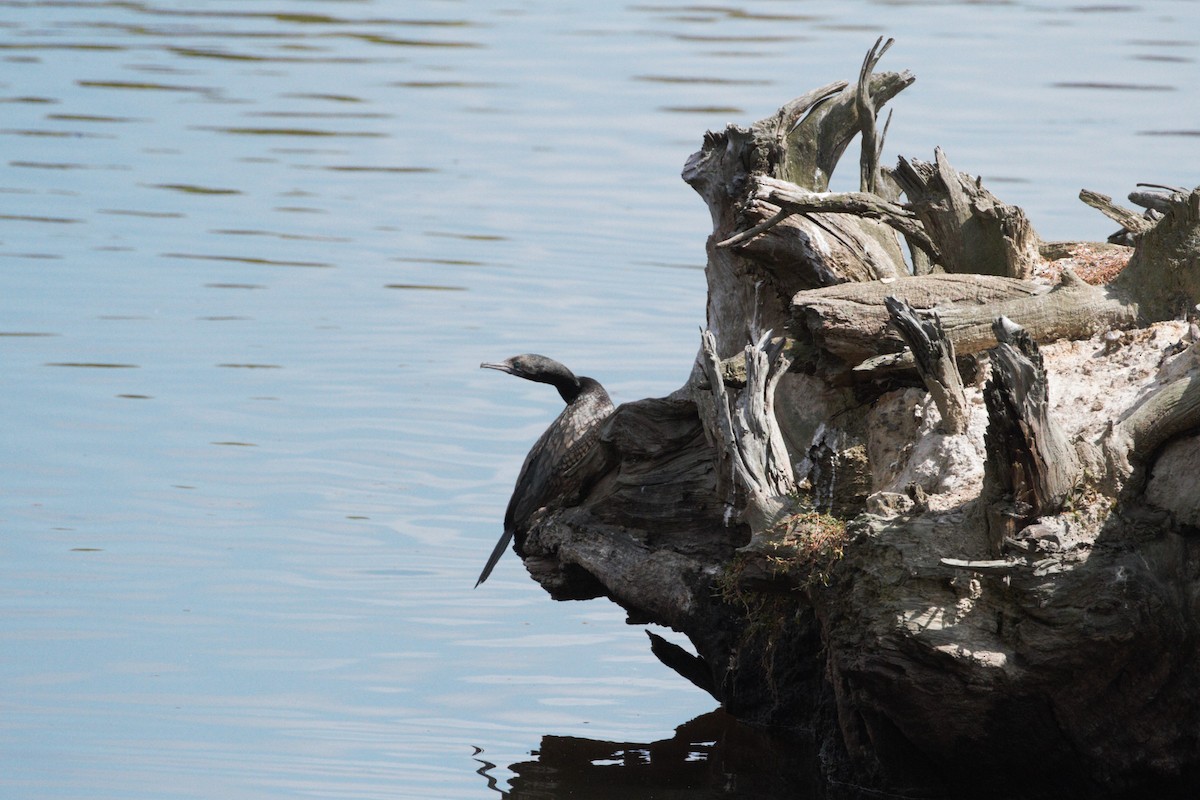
<box><xmin>549</xmin><ymin>374</ymin><xmax>582</xmax><ymax>404</ymax></box>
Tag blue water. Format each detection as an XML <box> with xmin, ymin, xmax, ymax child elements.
<box><xmin>1</xmin><ymin>1</ymin><xmax>1197</xmax><ymax>797</ymax></box>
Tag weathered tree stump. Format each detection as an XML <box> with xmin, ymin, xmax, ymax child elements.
<box><xmin>680</xmin><ymin>61</ymin><xmax>914</xmax><ymax>357</ymax></box>
<box><xmin>491</xmin><ymin>41</ymin><xmax>1200</xmax><ymax>799</ymax></box>
<box><xmin>1111</xmin><ymin>186</ymin><xmax>1200</xmax><ymax>320</ymax></box>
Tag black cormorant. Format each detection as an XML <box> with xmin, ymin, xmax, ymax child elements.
<box><xmin>475</xmin><ymin>354</ymin><xmax>613</xmax><ymax>587</ymax></box>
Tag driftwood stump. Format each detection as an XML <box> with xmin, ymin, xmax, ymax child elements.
<box><xmin>497</xmin><ymin>42</ymin><xmax>1200</xmax><ymax>799</ymax></box>
<box><xmin>892</xmin><ymin>148</ymin><xmax>1043</xmax><ymax>279</ymax></box>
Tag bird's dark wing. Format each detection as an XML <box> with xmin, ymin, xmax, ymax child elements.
<box><xmin>505</xmin><ymin>386</ymin><xmax>613</xmax><ymax>529</ymax></box>
<box><xmin>476</xmin><ymin>380</ymin><xmax>613</xmax><ymax>587</ymax></box>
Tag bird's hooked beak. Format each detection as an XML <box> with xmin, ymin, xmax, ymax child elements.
<box><xmin>480</xmin><ymin>360</ymin><xmax>514</xmax><ymax>374</ymax></box>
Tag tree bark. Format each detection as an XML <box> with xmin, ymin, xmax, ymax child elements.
<box><xmin>725</xmin><ymin>174</ymin><xmax>939</xmax><ymax>263</ymax></box>
<box><xmin>695</xmin><ymin>329</ymin><xmax>796</xmax><ymax>534</ymax></box>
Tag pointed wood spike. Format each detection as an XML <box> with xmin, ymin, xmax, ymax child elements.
<box><xmin>885</xmin><ymin>296</ymin><xmax>970</xmax><ymax>434</ymax></box>
<box><xmin>981</xmin><ymin>317</ymin><xmax>1081</xmax><ymax>554</ymax></box>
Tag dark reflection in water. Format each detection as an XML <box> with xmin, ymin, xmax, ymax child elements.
<box><xmin>490</xmin><ymin>711</ymin><xmax>833</xmax><ymax>800</ymax></box>
<box><xmin>493</xmin><ymin>715</ymin><xmax>1200</xmax><ymax>799</ymax></box>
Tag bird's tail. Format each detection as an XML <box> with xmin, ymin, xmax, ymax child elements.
<box><xmin>474</xmin><ymin>528</ymin><xmax>514</xmax><ymax>587</ymax></box>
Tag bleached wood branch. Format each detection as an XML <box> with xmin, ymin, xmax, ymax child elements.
<box><xmin>697</xmin><ymin>328</ymin><xmax>795</xmax><ymax>533</ymax></box>
<box><xmin>717</xmin><ymin>175</ymin><xmax>939</xmax><ymax>262</ymax></box>
<box><xmin>1079</xmin><ymin>188</ymin><xmax>1156</xmax><ymax>235</ymax></box>
<box><xmin>856</xmin><ymin>36</ymin><xmax>894</xmax><ymax>195</ymax></box>
<box><xmin>794</xmin><ymin>270</ymin><xmax>1138</xmax><ymax>371</ymax></box>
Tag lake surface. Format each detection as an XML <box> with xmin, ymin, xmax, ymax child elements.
<box><xmin>1</xmin><ymin>1</ymin><xmax>1196</xmax><ymax>797</ymax></box>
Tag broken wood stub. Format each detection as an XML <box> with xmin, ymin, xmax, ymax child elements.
<box><xmin>1112</xmin><ymin>186</ymin><xmax>1200</xmax><ymax>322</ymax></box>
<box><xmin>892</xmin><ymin>148</ymin><xmax>1042</xmax><ymax>278</ymax></box>
<box><xmin>1079</xmin><ymin>188</ymin><xmax>1157</xmax><ymax>238</ymax></box>
<box><xmin>884</xmin><ymin>296</ymin><xmax>969</xmax><ymax>434</ymax></box>
<box><xmin>981</xmin><ymin>317</ymin><xmax>1081</xmax><ymax>553</ymax></box>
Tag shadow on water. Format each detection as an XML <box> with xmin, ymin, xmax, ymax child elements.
<box><xmin>479</xmin><ymin>710</ymin><xmax>845</xmax><ymax>800</ymax></box>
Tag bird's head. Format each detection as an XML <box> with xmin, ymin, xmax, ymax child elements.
<box><xmin>480</xmin><ymin>354</ymin><xmax>582</xmax><ymax>401</ymax></box>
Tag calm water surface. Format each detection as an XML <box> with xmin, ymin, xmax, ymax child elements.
<box><xmin>1</xmin><ymin>1</ymin><xmax>1197</xmax><ymax>797</ymax></box>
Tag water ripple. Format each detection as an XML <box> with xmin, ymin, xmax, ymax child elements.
<box><xmin>150</xmin><ymin>183</ymin><xmax>240</xmax><ymax>195</ymax></box>
<box><xmin>77</xmin><ymin>79</ymin><xmax>217</xmax><ymax>94</ymax></box>
<box><xmin>196</xmin><ymin>125</ymin><xmax>387</xmax><ymax>137</ymax></box>
<box><xmin>1051</xmin><ymin>80</ymin><xmax>1175</xmax><ymax>90</ymax></box>
<box><xmin>163</xmin><ymin>253</ymin><xmax>332</xmax><ymax>268</ymax></box>
<box><xmin>1139</xmin><ymin>129</ymin><xmax>1200</xmax><ymax>137</ymax></box>
<box><xmin>45</xmin><ymin>362</ymin><xmax>139</xmax><ymax>368</ymax></box>
<box><xmin>384</xmin><ymin>283</ymin><xmax>467</xmax><ymax>292</ymax></box>
<box><xmin>0</xmin><ymin>213</ymin><xmax>83</xmax><ymax>223</ymax></box>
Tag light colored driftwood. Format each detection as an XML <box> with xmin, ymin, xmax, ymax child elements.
<box><xmin>856</xmin><ymin>36</ymin><xmax>894</xmax><ymax>195</ymax></box>
<box><xmin>494</xmin><ymin>55</ymin><xmax>1200</xmax><ymax>800</ymax></box>
<box><xmin>794</xmin><ymin>270</ymin><xmax>1138</xmax><ymax>369</ymax></box>
<box><xmin>696</xmin><ymin>329</ymin><xmax>795</xmax><ymax>534</ymax></box>
<box><xmin>721</xmin><ymin>175</ymin><xmax>939</xmax><ymax>263</ymax></box>
<box><xmin>1118</xmin><ymin>373</ymin><xmax>1200</xmax><ymax>459</ymax></box>
<box><xmin>1102</xmin><ymin>372</ymin><xmax>1200</xmax><ymax>492</ymax></box>
<box><xmin>981</xmin><ymin>317</ymin><xmax>1082</xmax><ymax>553</ymax></box>
<box><xmin>892</xmin><ymin>148</ymin><xmax>1042</xmax><ymax>278</ymax></box>
<box><xmin>939</xmin><ymin>557</ymin><xmax>1021</xmax><ymax>573</ymax></box>
<box><xmin>884</xmin><ymin>296</ymin><xmax>969</xmax><ymax>434</ymax></box>
<box><xmin>716</xmin><ymin>200</ymin><xmax>905</xmax><ymax>288</ymax></box>
<box><xmin>1128</xmin><ymin>187</ymin><xmax>1177</xmax><ymax>214</ymax></box>
<box><xmin>1079</xmin><ymin>188</ymin><xmax>1156</xmax><ymax>235</ymax></box>
<box><xmin>682</xmin><ymin>81</ymin><xmax>844</xmax><ymax>207</ymax></box>
<box><xmin>778</xmin><ymin>69</ymin><xmax>914</xmax><ymax>192</ymax></box>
